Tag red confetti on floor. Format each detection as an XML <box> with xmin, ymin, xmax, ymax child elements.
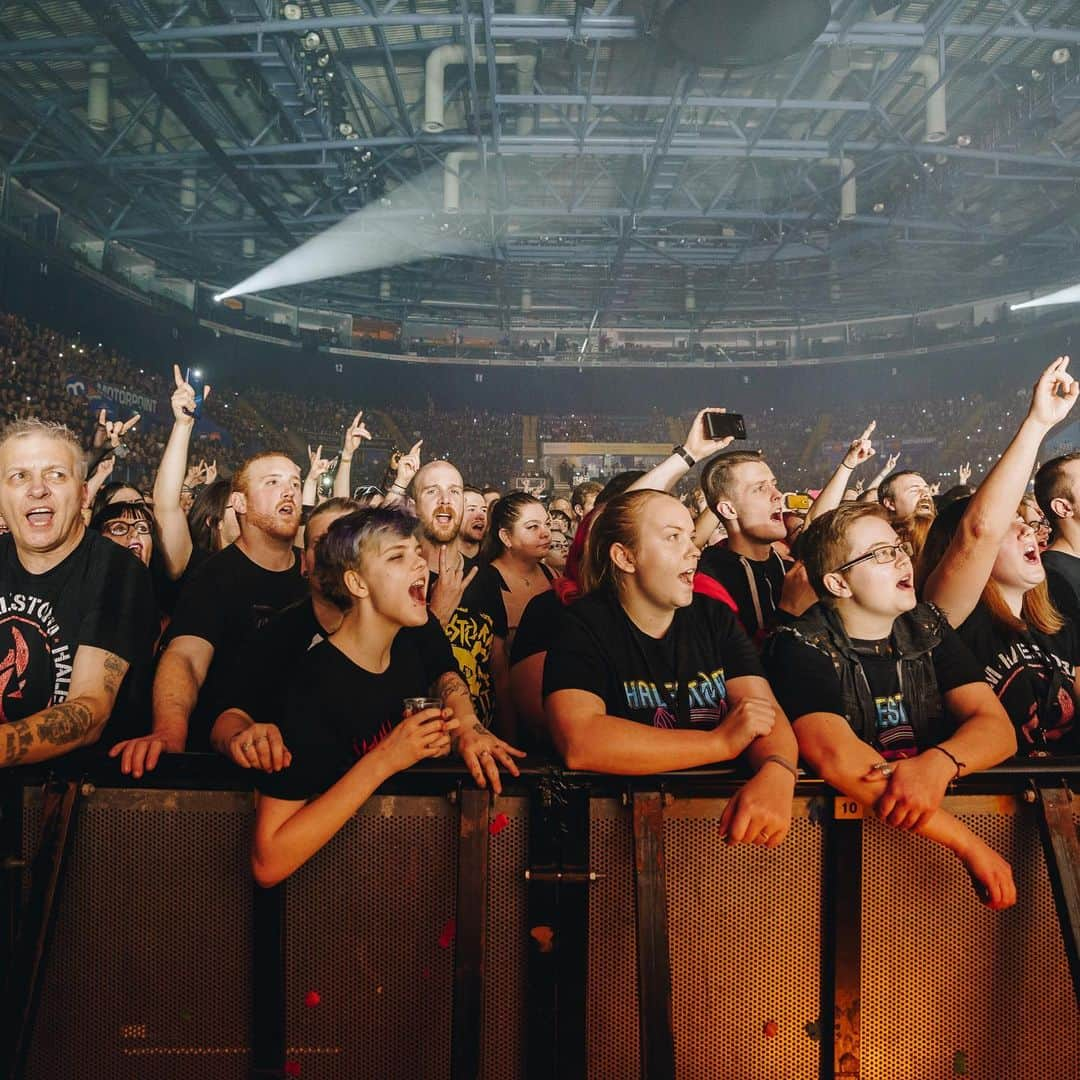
<box><xmin>763</xmin><ymin>1020</ymin><xmax>779</xmax><ymax>1038</ymax></box>
<box><xmin>489</xmin><ymin>812</ymin><xmax>510</xmax><ymax>836</ymax></box>
<box><xmin>303</xmin><ymin>990</ymin><xmax>321</xmax><ymax>1008</ymax></box>
<box><xmin>438</xmin><ymin>917</ymin><xmax>456</xmax><ymax>949</ymax></box>
<box><xmin>284</xmin><ymin>1061</ymin><xmax>301</xmax><ymax>1077</ymax></box>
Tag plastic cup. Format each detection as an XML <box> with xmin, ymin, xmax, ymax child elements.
<box><xmin>403</xmin><ymin>697</ymin><xmax>442</xmax><ymax>718</ymax></box>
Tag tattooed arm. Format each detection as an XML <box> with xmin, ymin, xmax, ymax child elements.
<box><xmin>433</xmin><ymin>669</ymin><xmax>526</xmax><ymax>795</ymax></box>
<box><xmin>0</xmin><ymin>646</ymin><xmax>128</xmax><ymax>767</ymax></box>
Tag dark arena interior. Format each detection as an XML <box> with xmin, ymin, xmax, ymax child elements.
<box><xmin>0</xmin><ymin>0</ymin><xmax>1079</xmax><ymax>1077</ymax></box>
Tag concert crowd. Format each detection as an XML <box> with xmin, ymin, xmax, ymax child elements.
<box><xmin>1</xmin><ymin>309</ymin><xmax>1079</xmax><ymax>911</ymax></box>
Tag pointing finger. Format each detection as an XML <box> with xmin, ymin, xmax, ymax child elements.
<box><xmin>173</xmin><ymin>363</ymin><xmax>184</xmax><ymax>388</ymax></box>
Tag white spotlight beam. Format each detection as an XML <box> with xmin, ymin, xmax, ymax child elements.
<box><xmin>214</xmin><ymin>165</ymin><xmax>486</xmax><ymax>302</ymax></box>
<box><xmin>1011</xmin><ymin>283</ymin><xmax>1080</xmax><ymax>310</ymax></box>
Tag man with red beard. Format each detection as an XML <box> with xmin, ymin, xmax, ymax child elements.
<box><xmin>112</xmin><ymin>452</ymin><xmax>308</xmax><ymax>775</ymax></box>
<box><xmin>458</xmin><ymin>486</ymin><xmax>488</xmax><ymax>561</ymax></box>
<box><xmin>413</xmin><ymin>460</ymin><xmax>513</xmax><ymax>736</ymax></box>
<box><xmin>878</xmin><ymin>470</ymin><xmax>936</xmax><ymax>526</ymax></box>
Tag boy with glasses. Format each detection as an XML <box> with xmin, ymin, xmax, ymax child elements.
<box><xmin>763</xmin><ymin>502</ymin><xmax>1018</xmax><ymax>910</ymax></box>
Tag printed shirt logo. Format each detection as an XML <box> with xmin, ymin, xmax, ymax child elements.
<box><xmin>0</xmin><ymin>597</ymin><xmax>73</xmax><ymax>722</ymax></box>
<box><xmin>445</xmin><ymin>609</ymin><xmax>496</xmax><ymax>723</ymax></box>
<box><xmin>873</xmin><ymin>693</ymin><xmax>918</xmax><ymax>760</ymax></box>
<box><xmin>623</xmin><ymin>668</ymin><xmax>729</xmax><ymax>728</ymax></box>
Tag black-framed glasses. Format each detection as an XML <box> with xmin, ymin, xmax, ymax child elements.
<box><xmin>1026</xmin><ymin>517</ymin><xmax>1051</xmax><ymax>536</ymax></box>
<box><xmin>833</xmin><ymin>540</ymin><xmax>913</xmax><ymax>574</ymax></box>
<box><xmin>104</xmin><ymin>520</ymin><xmax>152</xmax><ymax>539</ymax></box>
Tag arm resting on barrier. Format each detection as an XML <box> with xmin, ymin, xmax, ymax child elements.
<box><xmin>719</xmin><ymin>678</ymin><xmax>799</xmax><ymax>847</ymax></box>
<box><xmin>0</xmin><ymin>646</ymin><xmax>127</xmax><ymax>766</ymax></box>
<box><xmin>251</xmin><ymin>709</ymin><xmax>457</xmax><ymax>887</ymax></box>
<box><xmin>546</xmin><ymin>675</ymin><xmax>782</xmax><ymax>775</ymax></box>
<box><xmin>793</xmin><ymin>711</ymin><xmax>1017</xmax><ymax>910</ymax></box>
<box><xmin>875</xmin><ymin>681</ymin><xmax>1017</xmax><ymax>830</ymax></box>
<box><xmin>110</xmin><ymin>636</ymin><xmax>213</xmax><ymax>778</ymax></box>
<box><xmin>210</xmin><ymin>707</ymin><xmax>292</xmax><ymax>773</ymax></box>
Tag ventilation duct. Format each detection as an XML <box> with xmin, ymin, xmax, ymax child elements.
<box><xmin>87</xmin><ymin>60</ymin><xmax>110</xmax><ymax>132</ymax></box>
<box><xmin>443</xmin><ymin>152</ymin><xmax>478</xmax><ymax>213</ymax></box>
<box><xmin>380</xmin><ymin>272</ymin><xmax>392</xmax><ymax>300</ymax></box>
<box><xmin>521</xmin><ymin>288</ymin><xmax>532</xmax><ymax>311</ymax></box>
<box><xmin>424</xmin><ymin>45</ymin><xmax>535</xmax><ymax>134</ymax></box>
<box><xmin>820</xmin><ymin>157</ymin><xmax>857</xmax><ymax>221</ymax></box>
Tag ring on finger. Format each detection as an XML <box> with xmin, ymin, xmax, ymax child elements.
<box><xmin>241</xmin><ymin>741</ymin><xmax>254</xmax><ymax>751</ymax></box>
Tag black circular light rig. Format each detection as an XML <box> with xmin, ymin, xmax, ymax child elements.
<box><xmin>661</xmin><ymin>0</ymin><xmax>831</xmax><ymax>67</ymax></box>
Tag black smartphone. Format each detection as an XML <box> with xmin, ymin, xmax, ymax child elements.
<box><xmin>184</xmin><ymin>366</ymin><xmax>205</xmax><ymax>420</ymax></box>
<box><xmin>703</xmin><ymin>411</ymin><xmax>746</xmax><ymax>440</ymax></box>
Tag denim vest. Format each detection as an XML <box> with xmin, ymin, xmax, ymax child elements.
<box><xmin>768</xmin><ymin>600</ymin><xmax>951</xmax><ymax>749</ymax></box>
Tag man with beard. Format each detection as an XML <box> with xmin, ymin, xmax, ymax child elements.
<box><xmin>413</xmin><ymin>460</ymin><xmax>513</xmax><ymax>736</ymax></box>
<box><xmin>878</xmin><ymin>470</ymin><xmax>936</xmax><ymax>527</ymax></box>
<box><xmin>459</xmin><ymin>486</ymin><xmax>489</xmax><ymax>561</ymax></box>
<box><xmin>699</xmin><ymin>450</ymin><xmax>791</xmax><ymax>642</ymax></box>
<box><xmin>112</xmin><ymin>452</ymin><xmax>308</xmax><ymax>776</ymax></box>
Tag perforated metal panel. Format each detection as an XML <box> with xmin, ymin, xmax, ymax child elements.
<box><xmin>587</xmin><ymin>797</ymin><xmax>640</xmax><ymax>1080</ymax></box>
<box><xmin>283</xmin><ymin>794</ymin><xmax>457</xmax><ymax>1080</ymax></box>
<box><xmin>665</xmin><ymin>796</ymin><xmax>824</xmax><ymax>1080</ymax></box>
<box><xmin>22</xmin><ymin>786</ymin><xmax>254</xmax><ymax>1080</ymax></box>
<box><xmin>862</xmin><ymin>794</ymin><xmax>1080</xmax><ymax>1080</ymax></box>
<box><xmin>482</xmin><ymin>796</ymin><xmax>529</xmax><ymax>1080</ymax></box>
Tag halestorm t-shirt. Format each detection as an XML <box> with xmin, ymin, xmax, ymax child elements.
<box><xmin>166</xmin><ymin>543</ymin><xmax>307</xmax><ymax>750</ymax></box>
<box><xmin>0</xmin><ymin>529</ymin><xmax>156</xmax><ymax>744</ymax></box>
<box><xmin>253</xmin><ymin>623</ymin><xmax>457</xmax><ymax>801</ymax></box>
<box><xmin>957</xmin><ymin>601</ymin><xmax>1078</xmax><ymax>754</ymax></box>
<box><xmin>542</xmin><ymin>590</ymin><xmax>763</xmax><ymax>728</ymax></box>
<box><xmin>765</xmin><ymin>624</ymin><xmax>982</xmax><ymax>759</ymax></box>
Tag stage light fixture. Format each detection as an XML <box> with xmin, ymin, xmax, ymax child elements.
<box><xmin>281</xmin><ymin>2</ymin><xmax>302</xmax><ymax>18</ymax></box>
<box><xmin>317</xmin><ymin>51</ymin><xmax>331</xmax><ymax>68</ymax></box>
<box><xmin>1053</xmin><ymin>47</ymin><xmax>1071</xmax><ymax>65</ymax></box>
<box><xmin>302</xmin><ymin>31</ymin><xmax>321</xmax><ymax>50</ymax></box>
<box><xmin>338</xmin><ymin>122</ymin><xmax>354</xmax><ymax>137</ymax></box>
<box><xmin>873</xmin><ymin>201</ymin><xmax>885</xmax><ymax>213</ymax></box>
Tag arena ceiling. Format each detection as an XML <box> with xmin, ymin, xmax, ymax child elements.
<box><xmin>3</xmin><ymin>0</ymin><xmax>1080</xmax><ymax>328</ymax></box>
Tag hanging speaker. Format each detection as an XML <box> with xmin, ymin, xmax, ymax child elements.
<box><xmin>660</xmin><ymin>0</ymin><xmax>830</xmax><ymax>67</ymax></box>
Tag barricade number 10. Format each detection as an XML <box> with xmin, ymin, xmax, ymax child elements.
<box><xmin>834</xmin><ymin>798</ymin><xmax>863</xmax><ymax>819</ymax></box>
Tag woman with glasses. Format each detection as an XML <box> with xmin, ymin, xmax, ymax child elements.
<box><xmin>544</xmin><ymin>529</ymin><xmax>570</xmax><ymax>576</ymax></box>
<box><xmin>919</xmin><ymin>357</ymin><xmax>1080</xmax><ymax>755</ymax></box>
<box><xmin>1019</xmin><ymin>495</ymin><xmax>1052</xmax><ymax>551</ymax></box>
<box><xmin>765</xmin><ymin>502</ymin><xmax>1018</xmax><ymax>910</ymax></box>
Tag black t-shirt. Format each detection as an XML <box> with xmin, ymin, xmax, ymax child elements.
<box><xmin>511</xmin><ymin>590</ymin><xmax>562</xmax><ymax>666</ymax></box>
<box><xmin>166</xmin><ymin>543</ymin><xmax>307</xmax><ymax>750</ymax></box>
<box><xmin>1041</xmin><ymin>549</ymin><xmax>1080</xmax><ymax>624</ymax></box>
<box><xmin>958</xmin><ymin>601</ymin><xmax>1079</xmax><ymax>754</ymax></box>
<box><xmin>542</xmin><ymin>590</ymin><xmax>763</xmax><ymax>728</ymax></box>
<box><xmin>253</xmin><ymin>625</ymin><xmax>456</xmax><ymax>801</ymax></box>
<box><xmin>0</xmin><ymin>529</ymin><xmax>157</xmax><ymax>746</ymax></box>
<box><xmin>219</xmin><ymin>596</ymin><xmax>326</xmax><ymax>722</ymax></box>
<box><xmin>765</xmin><ymin>622</ymin><xmax>983</xmax><ymax>759</ymax></box>
<box><xmin>697</xmin><ymin>544</ymin><xmax>787</xmax><ymax>640</ymax></box>
<box><xmin>428</xmin><ymin>555</ymin><xmax>507</xmax><ymax>725</ymax></box>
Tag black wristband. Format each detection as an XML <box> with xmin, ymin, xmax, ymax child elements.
<box><xmin>673</xmin><ymin>445</ymin><xmax>696</xmax><ymax>468</ymax></box>
<box><xmin>926</xmin><ymin>743</ymin><xmax>965</xmax><ymax>782</ymax></box>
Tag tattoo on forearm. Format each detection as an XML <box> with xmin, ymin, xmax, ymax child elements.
<box><xmin>1</xmin><ymin>701</ymin><xmax>96</xmax><ymax>765</ymax></box>
<box><xmin>435</xmin><ymin>670</ymin><xmax>471</xmax><ymax>703</ymax></box>
<box><xmin>102</xmin><ymin>652</ymin><xmax>127</xmax><ymax>697</ymax></box>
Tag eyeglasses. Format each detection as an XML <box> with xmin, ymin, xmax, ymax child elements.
<box><xmin>1025</xmin><ymin>518</ymin><xmax>1051</xmax><ymax>536</ymax></box>
<box><xmin>104</xmin><ymin>520</ymin><xmax>151</xmax><ymax>539</ymax></box>
<box><xmin>833</xmin><ymin>540</ymin><xmax>913</xmax><ymax>573</ymax></box>
<box><xmin>548</xmin><ymin>540</ymin><xmax>569</xmax><ymax>552</ymax></box>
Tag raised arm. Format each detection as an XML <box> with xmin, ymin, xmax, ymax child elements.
<box><xmin>334</xmin><ymin>410</ymin><xmax>371</xmax><ymax>499</ymax></box>
<box><xmin>0</xmin><ymin>645</ymin><xmax>128</xmax><ymax>766</ymax></box>
<box><xmin>382</xmin><ymin>439</ymin><xmax>422</xmax><ymax>507</ymax></box>
<box><xmin>152</xmin><ymin>365</ymin><xmax>206</xmax><ymax>580</ymax></box>
<box><xmin>867</xmin><ymin>450</ymin><xmax>900</xmax><ymax>494</ymax></box>
<box><xmin>923</xmin><ymin>356</ymin><xmax>1079</xmax><ymax>627</ymax></box>
<box><xmin>627</xmin><ymin>407</ymin><xmax>734</xmax><ymax>494</ymax></box>
<box><xmin>805</xmin><ymin>421</ymin><xmax>876</xmax><ymax>525</ymax></box>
